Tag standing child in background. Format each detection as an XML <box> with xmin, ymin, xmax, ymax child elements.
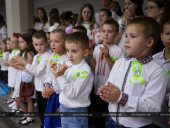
<box><xmin>45</xmin><ymin>32</ymin><xmax>51</xmax><ymax>53</ymax></box>
<box><xmin>42</xmin><ymin>29</ymin><xmax>68</xmax><ymax>128</ymax></box>
<box><xmin>98</xmin><ymin>17</ymin><xmax>167</xmax><ymax>128</ymax></box>
<box><xmin>4</xmin><ymin>38</ymin><xmax>13</xmax><ymax>103</ymax></box>
<box><xmin>14</xmin><ymin>30</ymin><xmax>49</xmax><ymax>128</ymax></box>
<box><xmin>152</xmin><ymin>20</ymin><xmax>170</xmax><ymax>128</ymax></box>
<box><xmin>89</xmin><ymin>19</ymin><xmax>123</xmax><ymax>128</ymax></box>
<box><xmin>50</xmin><ymin>32</ymin><xmax>93</xmax><ymax>128</ymax></box>
<box><xmin>0</xmin><ymin>39</ymin><xmax>10</xmax><ymax>84</ymax></box>
<box><xmin>4</xmin><ymin>33</ymin><xmax>20</xmax><ymax>111</ymax></box>
<box><xmin>11</xmin><ymin>33</ymin><xmax>35</xmax><ymax>125</ymax></box>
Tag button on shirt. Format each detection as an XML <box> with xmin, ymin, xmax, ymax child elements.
<box><xmin>53</xmin><ymin>59</ymin><xmax>94</xmax><ymax>108</ymax></box>
<box><xmin>107</xmin><ymin>56</ymin><xmax>167</xmax><ymax>127</ymax></box>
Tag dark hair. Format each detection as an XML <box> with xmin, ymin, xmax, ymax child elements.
<box><xmin>32</xmin><ymin>30</ymin><xmax>47</xmax><ymax>42</ymax></box>
<box><xmin>148</xmin><ymin>0</ymin><xmax>166</xmax><ymax>32</ymax></box>
<box><xmin>73</xmin><ymin>26</ymin><xmax>87</xmax><ymax>34</ymax></box>
<box><xmin>124</xmin><ymin>0</ymin><xmax>144</xmax><ymax>16</ymax></box>
<box><xmin>19</xmin><ymin>33</ymin><xmax>36</xmax><ymax>56</ymax></box>
<box><xmin>2</xmin><ymin>39</ymin><xmax>7</xmax><ymax>45</ymax></box>
<box><xmin>102</xmin><ymin>19</ymin><xmax>119</xmax><ymax>33</ymax></box>
<box><xmin>127</xmin><ymin>16</ymin><xmax>160</xmax><ymax>51</ymax></box>
<box><xmin>36</xmin><ymin>7</ymin><xmax>48</xmax><ymax>24</ymax></box>
<box><xmin>49</xmin><ymin>8</ymin><xmax>60</xmax><ymax>26</ymax></box>
<box><xmin>100</xmin><ymin>8</ymin><xmax>112</xmax><ymax>18</ymax></box>
<box><xmin>112</xmin><ymin>1</ymin><xmax>123</xmax><ymax>16</ymax></box>
<box><xmin>0</xmin><ymin>15</ymin><xmax>5</xmax><ymax>28</ymax></box>
<box><xmin>65</xmin><ymin>32</ymin><xmax>89</xmax><ymax>50</ymax></box>
<box><xmin>77</xmin><ymin>3</ymin><xmax>96</xmax><ymax>31</ymax></box>
<box><xmin>60</xmin><ymin>11</ymin><xmax>74</xmax><ymax>26</ymax></box>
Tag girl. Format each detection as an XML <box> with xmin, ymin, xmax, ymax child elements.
<box><xmin>4</xmin><ymin>38</ymin><xmax>13</xmax><ymax>104</ymax></box>
<box><xmin>49</xmin><ymin>8</ymin><xmax>60</xmax><ymax>32</ymax></box>
<box><xmin>118</xmin><ymin>0</ymin><xmax>144</xmax><ymax>52</ymax></box>
<box><xmin>11</xmin><ymin>33</ymin><xmax>35</xmax><ymax>125</ymax></box>
<box><xmin>5</xmin><ymin>33</ymin><xmax>20</xmax><ymax>110</ymax></box>
<box><xmin>14</xmin><ymin>30</ymin><xmax>49</xmax><ymax>128</ymax></box>
<box><xmin>145</xmin><ymin>0</ymin><xmax>166</xmax><ymax>54</ymax></box>
<box><xmin>42</xmin><ymin>29</ymin><xmax>68</xmax><ymax>128</ymax></box>
<box><xmin>89</xmin><ymin>20</ymin><xmax>124</xmax><ymax>128</ymax></box>
<box><xmin>60</xmin><ymin>11</ymin><xmax>74</xmax><ymax>27</ymax></box>
<box><xmin>77</xmin><ymin>3</ymin><xmax>98</xmax><ymax>38</ymax></box>
<box><xmin>90</xmin><ymin>9</ymin><xmax>112</xmax><ymax>46</ymax></box>
<box><xmin>0</xmin><ymin>39</ymin><xmax>10</xmax><ymax>84</ymax></box>
<box><xmin>34</xmin><ymin>7</ymin><xmax>50</xmax><ymax>32</ymax></box>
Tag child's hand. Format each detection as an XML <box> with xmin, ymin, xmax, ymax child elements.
<box><xmin>45</xmin><ymin>87</ymin><xmax>54</xmax><ymax>96</ymax></box>
<box><xmin>42</xmin><ymin>88</ymin><xmax>50</xmax><ymax>99</ymax></box>
<box><xmin>15</xmin><ymin>55</ymin><xmax>27</xmax><ymax>66</ymax></box>
<box><xmin>50</xmin><ymin>63</ymin><xmax>68</xmax><ymax>78</ymax></box>
<box><xmin>122</xmin><ymin>10</ymin><xmax>132</xmax><ymax>25</ymax></box>
<box><xmin>100</xmin><ymin>43</ymin><xmax>109</xmax><ymax>58</ymax></box>
<box><xmin>98</xmin><ymin>81</ymin><xmax>121</xmax><ymax>102</ymax></box>
<box><xmin>4</xmin><ymin>60</ymin><xmax>9</xmax><ymax>66</ymax></box>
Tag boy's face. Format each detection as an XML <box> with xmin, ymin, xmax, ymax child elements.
<box><xmin>32</xmin><ymin>37</ymin><xmax>46</xmax><ymax>54</ymax></box>
<box><xmin>65</xmin><ymin>41</ymin><xmax>89</xmax><ymax>65</ymax></box>
<box><xmin>161</xmin><ymin>24</ymin><xmax>170</xmax><ymax>50</ymax></box>
<box><xmin>125</xmin><ymin>24</ymin><xmax>153</xmax><ymax>58</ymax></box>
<box><xmin>102</xmin><ymin>24</ymin><xmax>118</xmax><ymax>45</ymax></box>
<box><xmin>50</xmin><ymin>33</ymin><xmax>65</xmax><ymax>55</ymax></box>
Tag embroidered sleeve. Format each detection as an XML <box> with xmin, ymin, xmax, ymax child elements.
<box><xmin>118</xmin><ymin>93</ymin><xmax>128</xmax><ymax>106</ymax></box>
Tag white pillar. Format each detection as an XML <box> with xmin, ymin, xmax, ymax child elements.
<box><xmin>5</xmin><ymin>0</ymin><xmax>34</xmax><ymax>37</ymax></box>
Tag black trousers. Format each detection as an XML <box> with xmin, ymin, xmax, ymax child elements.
<box><xmin>88</xmin><ymin>91</ymin><xmax>108</xmax><ymax>128</ymax></box>
<box><xmin>36</xmin><ymin>91</ymin><xmax>47</xmax><ymax>127</ymax></box>
<box><xmin>1</xmin><ymin>70</ymin><xmax>8</xmax><ymax>84</ymax></box>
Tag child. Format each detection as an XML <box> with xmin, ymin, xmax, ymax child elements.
<box><xmin>11</xmin><ymin>33</ymin><xmax>35</xmax><ymax>125</ymax></box>
<box><xmin>5</xmin><ymin>33</ymin><xmax>20</xmax><ymax>110</ymax></box>
<box><xmin>89</xmin><ymin>19</ymin><xmax>123</xmax><ymax>127</ymax></box>
<box><xmin>73</xmin><ymin>26</ymin><xmax>87</xmax><ymax>34</ymax></box>
<box><xmin>0</xmin><ymin>39</ymin><xmax>10</xmax><ymax>84</ymax></box>
<box><xmin>50</xmin><ymin>32</ymin><xmax>94</xmax><ymax>128</ymax></box>
<box><xmin>42</xmin><ymin>29</ymin><xmax>68</xmax><ymax>128</ymax></box>
<box><xmin>98</xmin><ymin>17</ymin><xmax>167</xmax><ymax>128</ymax></box>
<box><xmin>15</xmin><ymin>30</ymin><xmax>49</xmax><ymax>128</ymax></box>
<box><xmin>152</xmin><ymin>20</ymin><xmax>170</xmax><ymax>128</ymax></box>
<box><xmin>45</xmin><ymin>32</ymin><xmax>51</xmax><ymax>53</ymax></box>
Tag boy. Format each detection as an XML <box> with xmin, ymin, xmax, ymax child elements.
<box><xmin>50</xmin><ymin>32</ymin><xmax>94</xmax><ymax>128</ymax></box>
<box><xmin>152</xmin><ymin>20</ymin><xmax>170</xmax><ymax>128</ymax></box>
<box><xmin>89</xmin><ymin>19</ymin><xmax>123</xmax><ymax>127</ymax></box>
<box><xmin>73</xmin><ymin>26</ymin><xmax>87</xmax><ymax>34</ymax></box>
<box><xmin>98</xmin><ymin>17</ymin><xmax>168</xmax><ymax>127</ymax></box>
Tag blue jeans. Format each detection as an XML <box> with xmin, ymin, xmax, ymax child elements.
<box><xmin>106</xmin><ymin>116</ymin><xmax>127</xmax><ymax>128</ymax></box>
<box><xmin>106</xmin><ymin>116</ymin><xmax>152</xmax><ymax>128</ymax></box>
<box><xmin>60</xmin><ymin>105</ymin><xmax>88</xmax><ymax>128</ymax></box>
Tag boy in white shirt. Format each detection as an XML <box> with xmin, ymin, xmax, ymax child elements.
<box><xmin>50</xmin><ymin>32</ymin><xmax>94</xmax><ymax>128</ymax></box>
<box><xmin>152</xmin><ymin>20</ymin><xmax>170</xmax><ymax>128</ymax></box>
<box><xmin>98</xmin><ymin>17</ymin><xmax>168</xmax><ymax>128</ymax></box>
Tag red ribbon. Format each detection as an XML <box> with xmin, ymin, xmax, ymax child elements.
<box><xmin>13</xmin><ymin>33</ymin><xmax>19</xmax><ymax>38</ymax></box>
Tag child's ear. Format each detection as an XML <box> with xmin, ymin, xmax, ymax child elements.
<box><xmin>84</xmin><ymin>49</ymin><xmax>89</xmax><ymax>57</ymax></box>
<box><xmin>146</xmin><ymin>37</ymin><xmax>154</xmax><ymax>48</ymax></box>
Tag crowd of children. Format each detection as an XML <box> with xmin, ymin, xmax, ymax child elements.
<box><xmin>0</xmin><ymin>0</ymin><xmax>170</xmax><ymax>128</ymax></box>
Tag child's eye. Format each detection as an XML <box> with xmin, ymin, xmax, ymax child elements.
<box><xmin>55</xmin><ymin>41</ymin><xmax>59</xmax><ymax>44</ymax></box>
<box><xmin>164</xmin><ymin>33</ymin><xmax>170</xmax><ymax>36</ymax></box>
<box><xmin>73</xmin><ymin>50</ymin><xmax>77</xmax><ymax>53</ymax></box>
<box><xmin>66</xmin><ymin>49</ymin><xmax>69</xmax><ymax>52</ymax></box>
<box><xmin>131</xmin><ymin>36</ymin><xmax>136</xmax><ymax>38</ymax></box>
